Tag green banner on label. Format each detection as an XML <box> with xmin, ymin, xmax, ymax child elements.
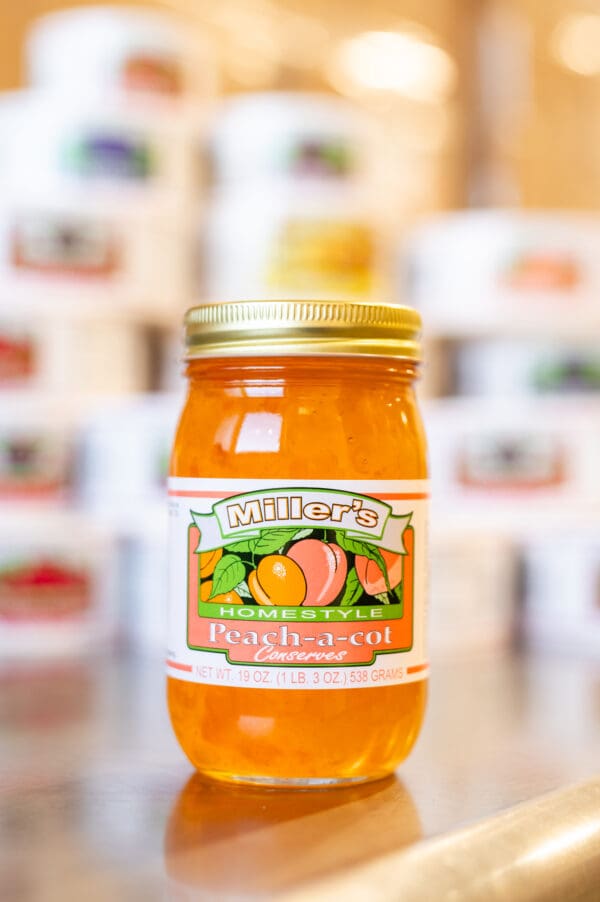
<box><xmin>198</xmin><ymin>602</ymin><xmax>404</xmax><ymax>623</ymax></box>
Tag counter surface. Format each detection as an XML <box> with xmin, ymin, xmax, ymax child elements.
<box><xmin>1</xmin><ymin>651</ymin><xmax>599</xmax><ymax>900</ymax></box>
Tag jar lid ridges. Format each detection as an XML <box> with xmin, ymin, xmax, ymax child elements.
<box><xmin>184</xmin><ymin>299</ymin><xmax>422</xmax><ymax>361</ymax></box>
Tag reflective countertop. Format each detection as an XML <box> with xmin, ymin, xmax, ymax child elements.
<box><xmin>1</xmin><ymin>650</ymin><xmax>599</xmax><ymax>901</ymax></box>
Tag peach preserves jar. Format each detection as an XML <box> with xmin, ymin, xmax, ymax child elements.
<box><xmin>167</xmin><ymin>300</ymin><xmax>428</xmax><ymax>787</ymax></box>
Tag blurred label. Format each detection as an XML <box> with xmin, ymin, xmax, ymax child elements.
<box><xmin>0</xmin><ymin>558</ymin><xmax>91</xmax><ymax>622</ymax></box>
<box><xmin>0</xmin><ymin>332</ymin><xmax>36</xmax><ymax>384</ymax></box>
<box><xmin>502</xmin><ymin>251</ymin><xmax>580</xmax><ymax>291</ymax></box>
<box><xmin>11</xmin><ymin>215</ymin><xmax>119</xmax><ymax>277</ymax></box>
<box><xmin>63</xmin><ymin>132</ymin><xmax>155</xmax><ymax>180</ymax></box>
<box><xmin>0</xmin><ymin>435</ymin><xmax>70</xmax><ymax>497</ymax></box>
<box><xmin>457</xmin><ymin>434</ymin><xmax>565</xmax><ymax>489</ymax></box>
<box><xmin>121</xmin><ymin>54</ymin><xmax>182</xmax><ymax>95</ymax></box>
<box><xmin>285</xmin><ymin>139</ymin><xmax>355</xmax><ymax>178</ymax></box>
<box><xmin>533</xmin><ymin>355</ymin><xmax>600</xmax><ymax>393</ymax></box>
<box><xmin>267</xmin><ymin>220</ymin><xmax>376</xmax><ymax>296</ymax></box>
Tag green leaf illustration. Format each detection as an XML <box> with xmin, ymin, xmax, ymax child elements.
<box><xmin>334</xmin><ymin>533</ymin><xmax>390</xmax><ymax>591</ymax></box>
<box><xmin>291</xmin><ymin>528</ymin><xmax>314</xmax><ymax>541</ymax></box>
<box><xmin>209</xmin><ymin>554</ymin><xmax>246</xmax><ymax>599</ymax></box>
<box><xmin>375</xmin><ymin>592</ymin><xmax>390</xmax><ymax>604</ymax></box>
<box><xmin>339</xmin><ymin>567</ymin><xmax>364</xmax><ymax>606</ymax></box>
<box><xmin>252</xmin><ymin>527</ymin><xmax>303</xmax><ymax>556</ymax></box>
<box><xmin>224</xmin><ymin>527</ymin><xmax>314</xmax><ymax>558</ymax></box>
<box><xmin>235</xmin><ymin>579</ymin><xmax>252</xmax><ymax>599</ymax></box>
<box><xmin>223</xmin><ymin>539</ymin><xmax>254</xmax><ymax>553</ymax></box>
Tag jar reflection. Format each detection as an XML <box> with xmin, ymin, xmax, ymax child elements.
<box><xmin>164</xmin><ymin>772</ymin><xmax>422</xmax><ymax>899</ymax></box>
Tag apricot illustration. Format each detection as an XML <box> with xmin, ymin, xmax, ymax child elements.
<box><xmin>199</xmin><ymin>548</ymin><xmax>222</xmax><ymax>577</ymax></box>
<box><xmin>200</xmin><ymin>581</ymin><xmax>243</xmax><ymax>604</ymax></box>
<box><xmin>355</xmin><ymin>550</ymin><xmax>403</xmax><ymax>595</ymax></box>
<box><xmin>286</xmin><ymin>539</ymin><xmax>347</xmax><ymax>606</ymax></box>
<box><xmin>200</xmin><ymin>580</ymin><xmax>213</xmax><ymax>602</ymax></box>
<box><xmin>248</xmin><ymin>554</ymin><xmax>306</xmax><ymax>606</ymax></box>
<box><xmin>211</xmin><ymin>590</ymin><xmax>243</xmax><ymax>605</ymax></box>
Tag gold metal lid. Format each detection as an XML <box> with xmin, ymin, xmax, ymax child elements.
<box><xmin>184</xmin><ymin>300</ymin><xmax>422</xmax><ymax>361</ymax></box>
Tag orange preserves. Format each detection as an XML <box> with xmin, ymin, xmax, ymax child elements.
<box><xmin>167</xmin><ymin>300</ymin><xmax>428</xmax><ymax>787</ymax></box>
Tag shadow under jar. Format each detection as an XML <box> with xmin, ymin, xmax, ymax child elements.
<box><xmin>167</xmin><ymin>299</ymin><xmax>428</xmax><ymax>787</ymax></box>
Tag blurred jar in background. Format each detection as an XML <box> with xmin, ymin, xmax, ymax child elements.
<box><xmin>0</xmin><ymin>190</ymin><xmax>192</xmax><ymax>320</ymax></box>
<box><xmin>25</xmin><ymin>6</ymin><xmax>216</xmax><ymax>101</ymax></box>
<box><xmin>456</xmin><ymin>339</ymin><xmax>600</xmax><ymax>397</ymax></box>
<box><xmin>208</xmin><ymin>92</ymin><xmax>374</xmax><ymax>188</ymax></box>
<box><xmin>524</xmin><ymin>528</ymin><xmax>600</xmax><ymax>658</ymax></box>
<box><xmin>0</xmin><ymin>90</ymin><xmax>203</xmax><ymax>212</ymax></box>
<box><xmin>78</xmin><ymin>394</ymin><xmax>179</xmax><ymax>523</ymax></box>
<box><xmin>0</xmin><ymin>396</ymin><xmax>80</xmax><ymax>502</ymax></box>
<box><xmin>203</xmin><ymin>181</ymin><xmax>385</xmax><ymax>301</ymax></box>
<box><xmin>429</xmin><ymin>528</ymin><xmax>517</xmax><ymax>656</ymax></box>
<box><xmin>0</xmin><ymin>511</ymin><xmax>117</xmax><ymax>658</ymax></box>
<box><xmin>77</xmin><ymin>395</ymin><xmax>180</xmax><ymax>655</ymax></box>
<box><xmin>425</xmin><ymin>397</ymin><xmax>600</xmax><ymax>505</ymax></box>
<box><xmin>120</xmin><ymin>511</ymin><xmax>167</xmax><ymax>655</ymax></box>
<box><xmin>0</xmin><ymin>315</ymin><xmax>150</xmax><ymax>395</ymax></box>
<box><xmin>202</xmin><ymin>91</ymin><xmax>389</xmax><ymax>302</ymax></box>
<box><xmin>404</xmin><ymin>210</ymin><xmax>600</xmax><ymax>330</ymax></box>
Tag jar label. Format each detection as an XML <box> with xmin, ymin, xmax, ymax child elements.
<box><xmin>0</xmin><ymin>557</ymin><xmax>91</xmax><ymax>622</ymax></box>
<box><xmin>121</xmin><ymin>55</ymin><xmax>182</xmax><ymax>96</ymax></box>
<box><xmin>63</xmin><ymin>133</ymin><xmax>155</xmax><ymax>181</ymax></box>
<box><xmin>0</xmin><ymin>331</ymin><xmax>36</xmax><ymax>385</ymax></box>
<box><xmin>0</xmin><ymin>434</ymin><xmax>70</xmax><ymax>498</ymax></box>
<box><xmin>285</xmin><ymin>139</ymin><xmax>355</xmax><ymax>178</ymax></box>
<box><xmin>457</xmin><ymin>433</ymin><xmax>564</xmax><ymax>489</ymax></box>
<box><xmin>11</xmin><ymin>215</ymin><xmax>119</xmax><ymax>277</ymax></box>
<box><xmin>167</xmin><ymin>478</ymin><xmax>429</xmax><ymax>690</ymax></box>
<box><xmin>266</xmin><ymin>221</ymin><xmax>375</xmax><ymax>296</ymax></box>
<box><xmin>502</xmin><ymin>250</ymin><xmax>580</xmax><ymax>291</ymax></box>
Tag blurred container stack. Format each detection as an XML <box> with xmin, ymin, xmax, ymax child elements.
<box><xmin>0</xmin><ymin>7</ymin><xmax>402</xmax><ymax>663</ymax></box>
<box><xmin>2</xmin><ymin>1</ymin><xmax>598</xmax><ymax>671</ymax></box>
<box><xmin>404</xmin><ymin>210</ymin><xmax>600</xmax><ymax>659</ymax></box>
<box><xmin>0</xmin><ymin>6</ymin><xmax>216</xmax><ymax>657</ymax></box>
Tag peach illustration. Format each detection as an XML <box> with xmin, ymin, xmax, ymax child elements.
<box><xmin>248</xmin><ymin>554</ymin><xmax>306</xmax><ymax>606</ymax></box>
<box><xmin>286</xmin><ymin>539</ymin><xmax>347</xmax><ymax>606</ymax></box>
<box><xmin>200</xmin><ymin>548</ymin><xmax>222</xmax><ymax>578</ymax></box>
<box><xmin>355</xmin><ymin>550</ymin><xmax>403</xmax><ymax>596</ymax></box>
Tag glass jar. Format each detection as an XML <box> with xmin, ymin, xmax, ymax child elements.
<box><xmin>167</xmin><ymin>300</ymin><xmax>428</xmax><ymax>787</ymax></box>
